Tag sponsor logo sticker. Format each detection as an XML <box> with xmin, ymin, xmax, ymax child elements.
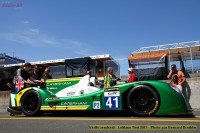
<box><xmin>61</xmin><ymin>102</ymin><xmax>87</xmax><ymax>106</ymax></box>
<box><xmin>104</xmin><ymin>91</ymin><xmax>120</xmax><ymax>97</ymax></box>
<box><xmin>93</xmin><ymin>101</ymin><xmax>100</xmax><ymax>109</ymax></box>
<box><xmin>67</xmin><ymin>91</ymin><xmax>75</xmax><ymax>96</ymax></box>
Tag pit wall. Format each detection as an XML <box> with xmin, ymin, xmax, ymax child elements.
<box><xmin>175</xmin><ymin>77</ymin><xmax>200</xmax><ymax>111</ymax></box>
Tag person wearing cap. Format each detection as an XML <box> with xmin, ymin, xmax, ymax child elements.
<box><xmin>167</xmin><ymin>64</ymin><xmax>193</xmax><ymax>112</ymax></box>
<box><xmin>127</xmin><ymin>68</ymin><xmax>136</xmax><ymax>82</ymax></box>
<box><xmin>167</xmin><ymin>64</ymin><xmax>186</xmax><ymax>94</ymax></box>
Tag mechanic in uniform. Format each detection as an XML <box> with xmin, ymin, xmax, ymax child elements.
<box><xmin>104</xmin><ymin>67</ymin><xmax>120</xmax><ymax>88</ymax></box>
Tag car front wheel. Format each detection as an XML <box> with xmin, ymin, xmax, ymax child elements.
<box><xmin>127</xmin><ymin>85</ymin><xmax>160</xmax><ymax>117</ymax></box>
<box><xmin>21</xmin><ymin>90</ymin><xmax>42</xmax><ymax>116</ymax></box>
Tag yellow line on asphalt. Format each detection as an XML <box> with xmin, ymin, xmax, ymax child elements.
<box><xmin>0</xmin><ymin>117</ymin><xmax>200</xmax><ymax>123</ymax></box>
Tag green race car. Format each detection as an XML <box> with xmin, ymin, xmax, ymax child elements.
<box><xmin>7</xmin><ymin>57</ymin><xmax>190</xmax><ymax>117</ymax></box>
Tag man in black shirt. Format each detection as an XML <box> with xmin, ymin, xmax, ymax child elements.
<box><xmin>9</xmin><ymin>62</ymin><xmax>32</xmax><ymax>116</ymax></box>
<box><xmin>16</xmin><ymin>62</ymin><xmax>32</xmax><ymax>86</ymax></box>
<box><xmin>16</xmin><ymin>63</ymin><xmax>42</xmax><ymax>88</ymax></box>
<box><xmin>29</xmin><ymin>64</ymin><xmax>43</xmax><ymax>82</ymax></box>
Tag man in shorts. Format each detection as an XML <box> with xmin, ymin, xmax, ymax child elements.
<box><xmin>167</xmin><ymin>64</ymin><xmax>186</xmax><ymax>95</ymax></box>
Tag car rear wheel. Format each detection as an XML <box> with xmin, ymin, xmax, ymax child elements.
<box><xmin>21</xmin><ymin>90</ymin><xmax>42</xmax><ymax>116</ymax></box>
<box><xmin>127</xmin><ymin>85</ymin><xmax>160</xmax><ymax>117</ymax></box>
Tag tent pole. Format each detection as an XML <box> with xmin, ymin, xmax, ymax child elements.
<box><xmin>168</xmin><ymin>49</ymin><xmax>171</xmax><ymax>69</ymax></box>
<box><xmin>190</xmin><ymin>48</ymin><xmax>193</xmax><ymax>72</ymax></box>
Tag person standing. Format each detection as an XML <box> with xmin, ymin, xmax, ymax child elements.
<box><xmin>127</xmin><ymin>68</ymin><xmax>136</xmax><ymax>82</ymax></box>
<box><xmin>29</xmin><ymin>64</ymin><xmax>43</xmax><ymax>83</ymax></box>
<box><xmin>15</xmin><ymin>62</ymin><xmax>32</xmax><ymax>88</ymax></box>
<box><xmin>42</xmin><ymin>67</ymin><xmax>52</xmax><ymax>81</ymax></box>
<box><xmin>104</xmin><ymin>67</ymin><xmax>120</xmax><ymax>88</ymax></box>
<box><xmin>167</xmin><ymin>64</ymin><xmax>193</xmax><ymax>111</ymax></box>
<box><xmin>15</xmin><ymin>63</ymin><xmax>43</xmax><ymax>89</ymax></box>
<box><xmin>167</xmin><ymin>64</ymin><xmax>186</xmax><ymax>94</ymax></box>
<box><xmin>9</xmin><ymin>62</ymin><xmax>35</xmax><ymax>116</ymax></box>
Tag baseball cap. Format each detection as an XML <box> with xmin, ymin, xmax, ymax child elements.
<box><xmin>128</xmin><ymin>68</ymin><xmax>133</xmax><ymax>72</ymax></box>
<box><xmin>171</xmin><ymin>64</ymin><xmax>176</xmax><ymax>68</ymax></box>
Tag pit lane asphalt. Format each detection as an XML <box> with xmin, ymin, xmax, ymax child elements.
<box><xmin>0</xmin><ymin>111</ymin><xmax>199</xmax><ymax>133</ymax></box>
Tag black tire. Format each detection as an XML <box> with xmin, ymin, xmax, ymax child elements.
<box><xmin>127</xmin><ymin>85</ymin><xmax>160</xmax><ymax>117</ymax></box>
<box><xmin>21</xmin><ymin>90</ymin><xmax>42</xmax><ymax>116</ymax></box>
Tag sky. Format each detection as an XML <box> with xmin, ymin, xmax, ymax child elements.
<box><xmin>1</xmin><ymin>0</ymin><xmax>200</xmax><ymax>75</ymax></box>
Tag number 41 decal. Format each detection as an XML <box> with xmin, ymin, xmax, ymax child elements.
<box><xmin>104</xmin><ymin>91</ymin><xmax>120</xmax><ymax>109</ymax></box>
<box><xmin>105</xmin><ymin>97</ymin><xmax>119</xmax><ymax>108</ymax></box>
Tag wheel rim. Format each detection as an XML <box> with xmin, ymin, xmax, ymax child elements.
<box><xmin>130</xmin><ymin>89</ymin><xmax>156</xmax><ymax>114</ymax></box>
<box><xmin>23</xmin><ymin>93</ymin><xmax>39</xmax><ymax>113</ymax></box>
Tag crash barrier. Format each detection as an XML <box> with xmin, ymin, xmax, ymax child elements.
<box><xmin>0</xmin><ymin>77</ymin><xmax>200</xmax><ymax>111</ymax></box>
<box><xmin>0</xmin><ymin>91</ymin><xmax>10</xmax><ymax>111</ymax></box>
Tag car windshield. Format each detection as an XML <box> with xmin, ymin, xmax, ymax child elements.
<box><xmin>65</xmin><ymin>57</ymin><xmax>96</xmax><ymax>78</ymax></box>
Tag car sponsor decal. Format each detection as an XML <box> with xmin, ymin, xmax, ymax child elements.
<box><xmin>61</xmin><ymin>102</ymin><xmax>87</xmax><ymax>106</ymax></box>
<box><xmin>104</xmin><ymin>91</ymin><xmax>120</xmax><ymax>97</ymax></box>
<box><xmin>40</xmin><ymin>105</ymin><xmax>89</xmax><ymax>110</ymax></box>
<box><xmin>93</xmin><ymin>101</ymin><xmax>100</xmax><ymax>109</ymax></box>
<box><xmin>47</xmin><ymin>82</ymin><xmax>72</xmax><ymax>86</ymax></box>
<box><xmin>10</xmin><ymin>94</ymin><xmax>16</xmax><ymax>107</ymax></box>
<box><xmin>47</xmin><ymin>97</ymin><xmax>60</xmax><ymax>100</ymax></box>
<box><xmin>104</xmin><ymin>91</ymin><xmax>120</xmax><ymax>109</ymax></box>
<box><xmin>46</xmin><ymin>78</ymin><xmax>81</xmax><ymax>83</ymax></box>
<box><xmin>67</xmin><ymin>91</ymin><xmax>75</xmax><ymax>96</ymax></box>
<box><xmin>148</xmin><ymin>100</ymin><xmax>159</xmax><ymax>115</ymax></box>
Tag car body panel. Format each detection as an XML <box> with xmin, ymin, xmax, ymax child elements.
<box><xmin>113</xmin><ymin>81</ymin><xmax>188</xmax><ymax>115</ymax></box>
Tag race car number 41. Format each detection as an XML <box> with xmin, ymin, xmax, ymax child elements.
<box><xmin>104</xmin><ymin>91</ymin><xmax>120</xmax><ymax>109</ymax></box>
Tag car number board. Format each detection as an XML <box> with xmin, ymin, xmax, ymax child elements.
<box><xmin>104</xmin><ymin>91</ymin><xmax>120</xmax><ymax>109</ymax></box>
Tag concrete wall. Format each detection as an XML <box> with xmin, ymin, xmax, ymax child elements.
<box><xmin>183</xmin><ymin>77</ymin><xmax>200</xmax><ymax>110</ymax></box>
<box><xmin>0</xmin><ymin>77</ymin><xmax>200</xmax><ymax>111</ymax></box>
<box><xmin>0</xmin><ymin>91</ymin><xmax>10</xmax><ymax>111</ymax></box>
